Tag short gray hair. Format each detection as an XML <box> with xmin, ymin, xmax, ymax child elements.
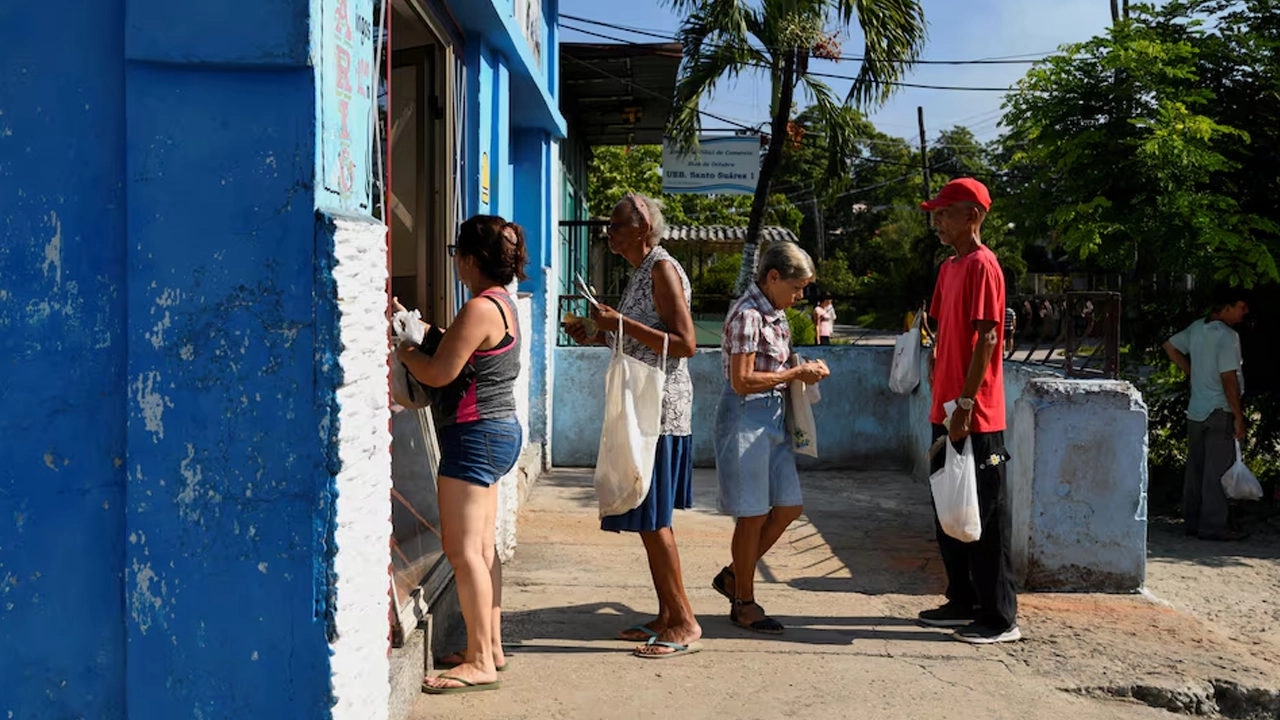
<box><xmin>756</xmin><ymin>241</ymin><xmax>815</xmax><ymax>283</ymax></box>
<box><xmin>617</xmin><ymin>192</ymin><xmax>667</xmax><ymax>247</ymax></box>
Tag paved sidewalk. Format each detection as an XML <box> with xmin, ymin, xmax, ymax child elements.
<box><xmin>410</xmin><ymin>469</ymin><xmax>1280</xmax><ymax>720</ymax></box>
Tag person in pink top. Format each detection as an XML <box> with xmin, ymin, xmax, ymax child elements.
<box><xmin>814</xmin><ymin>295</ymin><xmax>836</xmax><ymax>345</ymax></box>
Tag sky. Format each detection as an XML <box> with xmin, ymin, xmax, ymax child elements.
<box><xmin>558</xmin><ymin>0</ymin><xmax>1118</xmax><ymax>144</ymax></box>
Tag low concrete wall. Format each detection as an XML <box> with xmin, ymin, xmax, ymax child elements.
<box><xmin>553</xmin><ymin>346</ymin><xmax>917</xmax><ymax>469</ymax></box>
<box><xmin>1010</xmin><ymin>379</ymin><xmax>1149</xmax><ymax>592</ymax></box>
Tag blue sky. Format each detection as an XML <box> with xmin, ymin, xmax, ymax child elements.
<box><xmin>559</xmin><ymin>0</ymin><xmax>1117</xmax><ymax>144</ymax></box>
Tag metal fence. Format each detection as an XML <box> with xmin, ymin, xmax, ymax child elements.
<box><xmin>1006</xmin><ymin>292</ymin><xmax>1121</xmax><ymax>379</ymax></box>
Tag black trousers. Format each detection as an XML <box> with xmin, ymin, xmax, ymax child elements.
<box><xmin>929</xmin><ymin>424</ymin><xmax>1018</xmax><ymax>630</ymax></box>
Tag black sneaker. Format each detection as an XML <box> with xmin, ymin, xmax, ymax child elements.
<box><xmin>917</xmin><ymin>602</ymin><xmax>978</xmax><ymax>628</ymax></box>
<box><xmin>953</xmin><ymin>623</ymin><xmax>1022</xmax><ymax>644</ymax></box>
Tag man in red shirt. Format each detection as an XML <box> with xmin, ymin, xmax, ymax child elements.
<box><xmin>917</xmin><ymin>178</ymin><xmax>1020</xmax><ymax>644</ymax></box>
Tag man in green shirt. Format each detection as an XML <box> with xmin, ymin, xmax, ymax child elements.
<box><xmin>1162</xmin><ymin>288</ymin><xmax>1249</xmax><ymax>541</ymax></box>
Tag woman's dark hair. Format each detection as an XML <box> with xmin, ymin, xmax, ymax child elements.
<box><xmin>457</xmin><ymin>215</ymin><xmax>529</xmax><ymax>286</ymax></box>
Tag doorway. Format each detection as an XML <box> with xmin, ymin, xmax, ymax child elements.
<box><xmin>381</xmin><ymin>0</ymin><xmax>460</xmax><ymax>645</ymax></box>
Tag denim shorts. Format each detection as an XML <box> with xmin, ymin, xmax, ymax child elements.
<box><xmin>437</xmin><ymin>416</ymin><xmax>523</xmax><ymax>487</ymax></box>
<box><xmin>713</xmin><ymin>387</ymin><xmax>802</xmax><ymax>518</ymax></box>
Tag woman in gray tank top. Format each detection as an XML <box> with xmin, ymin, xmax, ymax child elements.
<box><xmin>565</xmin><ymin>192</ymin><xmax>702</xmax><ymax>659</ymax></box>
<box><xmin>396</xmin><ymin>215</ymin><xmax>526</xmax><ymax>694</ymax></box>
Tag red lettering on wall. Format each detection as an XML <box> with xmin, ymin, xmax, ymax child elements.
<box><xmin>336</xmin><ymin>45</ymin><xmax>352</xmax><ymax>94</ymax></box>
<box><xmin>335</xmin><ymin>0</ymin><xmax>352</xmax><ymax>42</ymax></box>
<box><xmin>338</xmin><ymin>98</ymin><xmax>350</xmax><ymax>140</ymax></box>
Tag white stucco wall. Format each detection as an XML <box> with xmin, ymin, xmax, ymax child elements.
<box><xmin>494</xmin><ymin>294</ymin><xmax>534</xmax><ymax>562</ymax></box>
<box><xmin>329</xmin><ymin>217</ymin><xmax>392</xmax><ymax>720</ymax></box>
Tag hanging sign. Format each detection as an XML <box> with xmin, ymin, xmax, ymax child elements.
<box><xmin>661</xmin><ymin>135</ymin><xmax>761</xmax><ymax>195</ymax></box>
<box><xmin>315</xmin><ymin>0</ymin><xmax>375</xmax><ymax>215</ymax></box>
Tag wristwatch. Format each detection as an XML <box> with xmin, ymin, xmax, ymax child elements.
<box><xmin>957</xmin><ymin>397</ymin><xmax>975</xmax><ymax>411</ymax></box>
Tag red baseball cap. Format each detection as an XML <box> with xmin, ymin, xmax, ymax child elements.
<box><xmin>920</xmin><ymin>178</ymin><xmax>991</xmax><ymax>212</ymax></box>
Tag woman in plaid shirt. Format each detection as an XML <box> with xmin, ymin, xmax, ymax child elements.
<box><xmin>712</xmin><ymin>242</ymin><xmax>829</xmax><ymax>634</ymax></box>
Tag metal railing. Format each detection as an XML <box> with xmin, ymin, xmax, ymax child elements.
<box><xmin>1006</xmin><ymin>292</ymin><xmax>1121</xmax><ymax>379</ymax></box>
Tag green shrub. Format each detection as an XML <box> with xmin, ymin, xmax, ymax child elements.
<box><xmin>787</xmin><ymin>306</ymin><xmax>817</xmax><ymax>346</ymax></box>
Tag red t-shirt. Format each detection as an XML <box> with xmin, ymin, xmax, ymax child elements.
<box><xmin>929</xmin><ymin>245</ymin><xmax>1006</xmax><ymax>432</ymax></box>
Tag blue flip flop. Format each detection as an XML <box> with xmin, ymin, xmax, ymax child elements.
<box><xmin>632</xmin><ymin>637</ymin><xmax>704</xmax><ymax>660</ymax></box>
<box><xmin>617</xmin><ymin>624</ymin><xmax>661</xmax><ymax>641</ymax></box>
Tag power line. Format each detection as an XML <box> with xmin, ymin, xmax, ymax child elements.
<box><xmin>561</xmin><ymin>51</ymin><xmax>762</xmax><ymax>133</ymax></box>
<box><xmin>562</xmin><ymin>14</ymin><xmax>1048</xmax><ymax>66</ymax></box>
<box><xmin>561</xmin><ymin>22</ymin><xmax>1023</xmax><ymax>93</ymax></box>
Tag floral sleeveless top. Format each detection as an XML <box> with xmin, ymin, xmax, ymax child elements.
<box><xmin>609</xmin><ymin>246</ymin><xmax>694</xmax><ymax>437</ymax></box>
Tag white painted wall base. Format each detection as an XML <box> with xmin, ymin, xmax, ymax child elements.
<box><xmin>329</xmin><ymin>216</ymin><xmax>393</xmax><ymax>720</ymax></box>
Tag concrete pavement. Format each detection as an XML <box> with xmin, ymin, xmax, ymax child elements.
<box><xmin>408</xmin><ymin>468</ymin><xmax>1279</xmax><ymax>720</ymax></box>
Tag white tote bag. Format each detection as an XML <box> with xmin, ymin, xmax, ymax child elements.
<box><xmin>1221</xmin><ymin>441</ymin><xmax>1263</xmax><ymax>501</ymax></box>
<box><xmin>785</xmin><ymin>355</ymin><xmax>819</xmax><ymax>458</ymax></box>
<box><xmin>930</xmin><ymin>436</ymin><xmax>983</xmax><ymax>542</ymax></box>
<box><xmin>594</xmin><ymin>318</ymin><xmax>667</xmax><ymax>519</ymax></box>
<box><xmin>889</xmin><ymin>315</ymin><xmax>922</xmax><ymax>394</ymax></box>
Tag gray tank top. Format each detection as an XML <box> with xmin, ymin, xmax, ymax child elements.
<box><xmin>445</xmin><ymin>290</ymin><xmax>520</xmax><ymax>425</ymax></box>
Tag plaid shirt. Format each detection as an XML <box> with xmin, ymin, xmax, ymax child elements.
<box><xmin>721</xmin><ymin>282</ymin><xmax>792</xmax><ymax>384</ymax></box>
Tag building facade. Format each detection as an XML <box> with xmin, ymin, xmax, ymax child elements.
<box><xmin>0</xmin><ymin>0</ymin><xmax>562</xmax><ymax>718</ymax></box>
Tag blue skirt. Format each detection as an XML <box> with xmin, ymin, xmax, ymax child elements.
<box><xmin>600</xmin><ymin>435</ymin><xmax>694</xmax><ymax>533</ymax></box>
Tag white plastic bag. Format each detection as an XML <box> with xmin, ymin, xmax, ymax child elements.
<box><xmin>930</xmin><ymin>436</ymin><xmax>983</xmax><ymax>542</ymax></box>
<box><xmin>594</xmin><ymin>318</ymin><xmax>667</xmax><ymax>518</ymax></box>
<box><xmin>1221</xmin><ymin>441</ymin><xmax>1263</xmax><ymax>501</ymax></box>
<box><xmin>889</xmin><ymin>315</ymin><xmax>922</xmax><ymax>394</ymax></box>
<box><xmin>787</xmin><ymin>378</ymin><xmax>819</xmax><ymax>458</ymax></box>
<box><xmin>390</xmin><ymin>309</ymin><xmax>431</xmax><ymax>409</ymax></box>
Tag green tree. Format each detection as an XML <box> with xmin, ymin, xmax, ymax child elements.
<box><xmin>1000</xmin><ymin>6</ymin><xmax>1278</xmax><ymax>288</ymax></box>
<box><xmin>664</xmin><ymin>0</ymin><xmax>927</xmax><ymax>295</ymax></box>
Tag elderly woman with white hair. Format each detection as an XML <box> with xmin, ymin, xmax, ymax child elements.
<box><xmin>565</xmin><ymin>192</ymin><xmax>702</xmax><ymax>658</ymax></box>
<box><xmin>712</xmin><ymin>242</ymin><xmax>829</xmax><ymax>634</ymax></box>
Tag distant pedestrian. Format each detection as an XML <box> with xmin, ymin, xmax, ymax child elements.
<box><xmin>713</xmin><ymin>242</ymin><xmax>829</xmax><ymax>634</ymax></box>
<box><xmin>1004</xmin><ymin>305</ymin><xmax>1017</xmax><ymax>357</ymax></box>
<box><xmin>1162</xmin><ymin>288</ymin><xmax>1249</xmax><ymax>542</ymax></box>
<box><xmin>814</xmin><ymin>296</ymin><xmax>836</xmax><ymax>345</ymax></box>
<box><xmin>566</xmin><ymin>192</ymin><xmax>703</xmax><ymax>658</ymax></box>
<box><xmin>917</xmin><ymin>178</ymin><xmax>1020</xmax><ymax>644</ymax></box>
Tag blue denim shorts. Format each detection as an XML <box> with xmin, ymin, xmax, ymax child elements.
<box><xmin>437</xmin><ymin>416</ymin><xmax>522</xmax><ymax>487</ymax></box>
<box><xmin>713</xmin><ymin>387</ymin><xmax>802</xmax><ymax>518</ymax></box>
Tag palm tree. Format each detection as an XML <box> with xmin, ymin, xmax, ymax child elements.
<box><xmin>664</xmin><ymin>0</ymin><xmax>927</xmax><ymax>294</ymax></box>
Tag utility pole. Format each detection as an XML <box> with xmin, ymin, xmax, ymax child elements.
<box><xmin>918</xmin><ymin>106</ymin><xmax>931</xmax><ymax>228</ymax></box>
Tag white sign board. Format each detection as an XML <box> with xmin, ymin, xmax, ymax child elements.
<box><xmin>662</xmin><ymin>135</ymin><xmax>761</xmax><ymax>195</ymax></box>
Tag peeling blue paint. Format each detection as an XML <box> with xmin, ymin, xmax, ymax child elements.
<box><xmin>3</xmin><ymin>1</ymin><xmax>372</xmax><ymax>718</ymax></box>
<box><xmin>0</xmin><ymin>0</ymin><xmax>129</xmax><ymax>716</ymax></box>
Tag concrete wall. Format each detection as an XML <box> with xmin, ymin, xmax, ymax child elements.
<box><xmin>1011</xmin><ymin>380</ymin><xmax>1149</xmax><ymax>592</ymax></box>
<box><xmin>0</xmin><ymin>1</ymin><xmax>129</xmax><ymax>714</ymax></box>
<box><xmin>553</xmin><ymin>346</ymin><xmax>919</xmax><ymax>469</ymax></box>
<box><xmin>328</xmin><ymin>217</ymin><xmax>393</xmax><ymax>720</ymax></box>
<box><xmin>2</xmin><ymin>1</ymin><xmax>394</xmax><ymax>718</ymax></box>
<box><xmin>552</xmin><ymin>344</ymin><xmax>1149</xmax><ymax>593</ymax></box>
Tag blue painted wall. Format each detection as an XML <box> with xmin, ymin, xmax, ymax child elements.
<box><xmin>553</xmin><ymin>346</ymin><xmax>920</xmax><ymax>469</ymax></box>
<box><xmin>453</xmin><ymin>0</ymin><xmax>565</xmax><ymax>447</ymax></box>
<box><xmin>1</xmin><ymin>0</ymin><xmax>373</xmax><ymax>717</ymax></box>
<box><xmin>1010</xmin><ymin>379</ymin><xmax>1149</xmax><ymax>592</ymax></box>
<box><xmin>0</xmin><ymin>2</ymin><xmax>129</xmax><ymax>716</ymax></box>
